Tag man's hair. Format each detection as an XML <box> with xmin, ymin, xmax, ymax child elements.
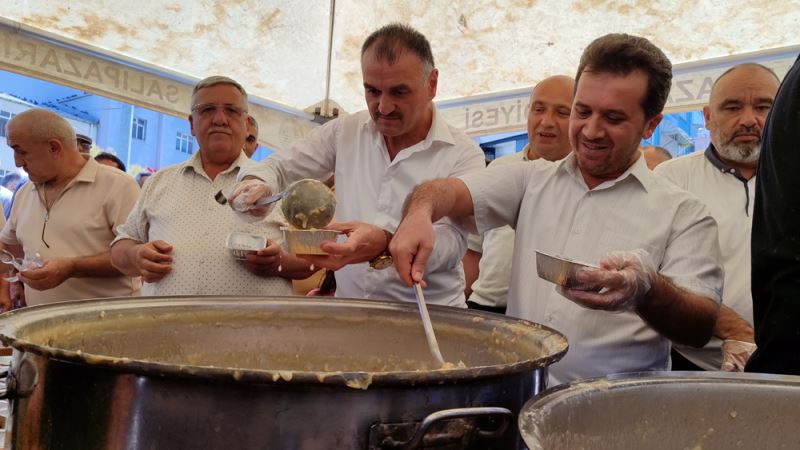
<box><xmin>576</xmin><ymin>33</ymin><xmax>672</xmax><ymax>119</ymax></box>
<box><xmin>95</xmin><ymin>152</ymin><xmax>126</xmax><ymax>172</ymax></box>
<box><xmin>247</xmin><ymin>115</ymin><xmax>259</xmax><ymax>136</ymax></box>
<box><xmin>642</xmin><ymin>145</ymin><xmax>672</xmax><ymax>160</ymax></box>
<box><xmin>361</xmin><ymin>23</ymin><xmax>435</xmax><ymax>76</ymax></box>
<box><xmin>8</xmin><ymin>108</ymin><xmax>77</xmax><ymax>150</ymax></box>
<box><xmin>712</xmin><ymin>63</ymin><xmax>780</xmax><ymax>92</ymax></box>
<box><xmin>191</xmin><ymin>76</ymin><xmax>248</xmax><ymax>107</ymax></box>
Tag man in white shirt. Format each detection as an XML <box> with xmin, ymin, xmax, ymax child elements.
<box><xmin>231</xmin><ymin>24</ymin><xmax>485</xmax><ymax>307</ymax></box>
<box><xmin>464</xmin><ymin>75</ymin><xmax>574</xmax><ymax>313</ymax></box>
<box><xmin>391</xmin><ymin>33</ymin><xmax>723</xmax><ymax>384</ymax></box>
<box><xmin>111</xmin><ymin>76</ymin><xmax>315</xmax><ymax>296</ymax></box>
<box><xmin>656</xmin><ymin>63</ymin><xmax>781</xmax><ymax>372</ymax></box>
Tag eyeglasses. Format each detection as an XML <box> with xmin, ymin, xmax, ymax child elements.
<box><xmin>246</xmin><ymin>135</ymin><xmax>257</xmax><ymax>143</ymax></box>
<box><xmin>191</xmin><ymin>103</ymin><xmax>246</xmax><ymax>119</ymax></box>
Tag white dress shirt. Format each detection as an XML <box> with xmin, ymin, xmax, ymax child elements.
<box><xmin>114</xmin><ymin>151</ymin><xmax>293</xmax><ymax>297</ymax></box>
<box><xmin>461</xmin><ymin>153</ymin><xmax>723</xmax><ymax>384</ymax></box>
<box><xmin>241</xmin><ymin>109</ymin><xmax>486</xmax><ymax>306</ymax></box>
<box><xmin>467</xmin><ymin>150</ymin><xmax>530</xmax><ymax>308</ymax></box>
<box><xmin>656</xmin><ymin>147</ymin><xmax>754</xmax><ymax>370</ymax></box>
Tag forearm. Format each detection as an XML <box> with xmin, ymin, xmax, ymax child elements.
<box><xmin>714</xmin><ymin>305</ymin><xmax>754</xmax><ymax>342</ymax></box>
<box><xmin>636</xmin><ymin>275</ymin><xmax>719</xmax><ymax>347</ymax></box>
<box><xmin>69</xmin><ymin>251</ymin><xmax>124</xmax><ymax>278</ymax></box>
<box><xmin>110</xmin><ymin>239</ymin><xmax>143</xmax><ymax>277</ymax></box>
<box><xmin>403</xmin><ymin>179</ymin><xmax>474</xmax><ymax>223</ymax></box>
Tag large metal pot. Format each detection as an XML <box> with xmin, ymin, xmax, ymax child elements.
<box><xmin>0</xmin><ymin>296</ymin><xmax>567</xmax><ymax>449</ymax></box>
<box><xmin>519</xmin><ymin>371</ymin><xmax>800</xmax><ymax>449</ymax></box>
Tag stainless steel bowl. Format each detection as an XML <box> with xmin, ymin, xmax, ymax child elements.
<box><xmin>519</xmin><ymin>371</ymin><xmax>800</xmax><ymax>450</ymax></box>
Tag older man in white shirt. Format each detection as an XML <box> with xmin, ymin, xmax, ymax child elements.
<box><xmin>111</xmin><ymin>76</ymin><xmax>315</xmax><ymax>296</ymax></box>
<box><xmin>392</xmin><ymin>33</ymin><xmax>723</xmax><ymax>385</ymax></box>
<box><xmin>231</xmin><ymin>24</ymin><xmax>485</xmax><ymax>307</ymax></box>
<box><xmin>657</xmin><ymin>63</ymin><xmax>781</xmax><ymax>372</ymax></box>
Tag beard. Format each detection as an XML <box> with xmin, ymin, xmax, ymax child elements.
<box><xmin>717</xmin><ymin>140</ymin><xmax>760</xmax><ymax>164</ymax></box>
<box><xmin>713</xmin><ymin>124</ymin><xmax>762</xmax><ymax>164</ymax></box>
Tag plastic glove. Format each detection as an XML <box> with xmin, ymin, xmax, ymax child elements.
<box><xmin>228</xmin><ymin>179</ymin><xmax>274</xmax><ymax>223</ymax></box>
<box><xmin>557</xmin><ymin>249</ymin><xmax>656</xmax><ymax>312</ymax></box>
<box><xmin>721</xmin><ymin>339</ymin><xmax>757</xmax><ymax>372</ymax></box>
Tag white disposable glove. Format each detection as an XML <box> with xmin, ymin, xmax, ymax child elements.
<box><xmin>557</xmin><ymin>249</ymin><xmax>657</xmax><ymax>312</ymax></box>
<box><xmin>228</xmin><ymin>179</ymin><xmax>274</xmax><ymax>223</ymax></box>
<box><xmin>721</xmin><ymin>339</ymin><xmax>757</xmax><ymax>372</ymax></box>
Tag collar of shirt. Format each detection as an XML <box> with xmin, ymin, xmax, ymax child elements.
<box><xmin>556</xmin><ymin>152</ymin><xmax>654</xmax><ymax>193</ymax></box>
<box><xmin>34</xmin><ymin>157</ymin><xmax>99</xmax><ymax>199</ymax></box>
<box><xmin>520</xmin><ymin>144</ymin><xmax>532</xmax><ymax>161</ymax></box>
<box><xmin>361</xmin><ymin>106</ymin><xmax>457</xmax><ymax>151</ymax></box>
<box><xmin>179</xmin><ymin>149</ymin><xmax>250</xmax><ymax>180</ymax></box>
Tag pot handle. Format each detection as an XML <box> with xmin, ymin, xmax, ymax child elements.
<box><xmin>403</xmin><ymin>406</ymin><xmax>512</xmax><ymax>449</ymax></box>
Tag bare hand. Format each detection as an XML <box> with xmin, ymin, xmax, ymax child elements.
<box><xmin>18</xmin><ymin>258</ymin><xmax>76</xmax><ymax>291</ymax></box>
<box><xmin>133</xmin><ymin>240</ymin><xmax>174</xmax><ymax>283</ymax></box>
<box><xmin>558</xmin><ymin>249</ymin><xmax>656</xmax><ymax>312</ymax></box>
<box><xmin>243</xmin><ymin>240</ymin><xmax>284</xmax><ymax>277</ymax></box>
<box><xmin>301</xmin><ymin>221</ymin><xmax>387</xmax><ymax>271</ymax></box>
<box><xmin>389</xmin><ymin>210</ymin><xmax>435</xmax><ymax>287</ymax></box>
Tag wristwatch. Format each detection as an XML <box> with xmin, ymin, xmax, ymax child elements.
<box><xmin>369</xmin><ymin>229</ymin><xmax>394</xmax><ymax>270</ymax></box>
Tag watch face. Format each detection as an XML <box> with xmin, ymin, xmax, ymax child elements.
<box><xmin>370</xmin><ymin>255</ymin><xmax>393</xmax><ymax>270</ymax></box>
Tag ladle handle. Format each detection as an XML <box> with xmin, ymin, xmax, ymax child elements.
<box><xmin>413</xmin><ymin>283</ymin><xmax>445</xmax><ymax>366</ymax></box>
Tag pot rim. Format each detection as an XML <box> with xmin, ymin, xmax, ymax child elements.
<box><xmin>0</xmin><ymin>296</ymin><xmax>568</xmax><ymax>389</ymax></box>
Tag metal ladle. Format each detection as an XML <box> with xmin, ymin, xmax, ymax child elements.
<box><xmin>413</xmin><ymin>282</ymin><xmax>446</xmax><ymax>366</ymax></box>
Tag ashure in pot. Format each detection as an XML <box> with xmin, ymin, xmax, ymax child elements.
<box><xmin>0</xmin><ymin>296</ymin><xmax>567</xmax><ymax>450</ymax></box>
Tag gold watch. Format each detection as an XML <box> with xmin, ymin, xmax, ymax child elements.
<box><xmin>369</xmin><ymin>229</ymin><xmax>394</xmax><ymax>270</ymax></box>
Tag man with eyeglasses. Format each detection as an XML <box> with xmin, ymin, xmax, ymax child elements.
<box><xmin>0</xmin><ymin>108</ymin><xmax>141</xmax><ymax>309</ymax></box>
<box><xmin>244</xmin><ymin>115</ymin><xmax>259</xmax><ymax>158</ymax></box>
<box><xmin>229</xmin><ymin>24</ymin><xmax>485</xmax><ymax>307</ymax></box>
<box><xmin>110</xmin><ymin>76</ymin><xmax>316</xmax><ymax>296</ymax></box>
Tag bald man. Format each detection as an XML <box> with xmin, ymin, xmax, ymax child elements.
<box><xmin>464</xmin><ymin>75</ymin><xmax>575</xmax><ymax>313</ymax></box>
<box><xmin>0</xmin><ymin>109</ymin><xmax>141</xmax><ymax>309</ymax></box>
<box><xmin>656</xmin><ymin>63</ymin><xmax>781</xmax><ymax>371</ymax></box>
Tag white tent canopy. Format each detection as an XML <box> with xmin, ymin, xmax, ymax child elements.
<box><xmin>1</xmin><ymin>0</ymin><xmax>799</xmax><ymax>146</ymax></box>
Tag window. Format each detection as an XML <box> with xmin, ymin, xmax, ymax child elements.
<box><xmin>175</xmin><ymin>132</ymin><xmax>194</xmax><ymax>154</ymax></box>
<box><xmin>0</xmin><ymin>110</ymin><xmax>14</xmax><ymax>138</ymax></box>
<box><xmin>131</xmin><ymin>117</ymin><xmax>147</xmax><ymax>141</ymax></box>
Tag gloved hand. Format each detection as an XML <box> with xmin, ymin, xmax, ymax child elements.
<box><xmin>557</xmin><ymin>249</ymin><xmax>657</xmax><ymax>312</ymax></box>
<box><xmin>228</xmin><ymin>179</ymin><xmax>274</xmax><ymax>222</ymax></box>
<box><xmin>721</xmin><ymin>339</ymin><xmax>757</xmax><ymax>372</ymax></box>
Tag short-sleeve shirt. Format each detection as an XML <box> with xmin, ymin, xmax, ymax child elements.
<box><xmin>656</xmin><ymin>146</ymin><xmax>754</xmax><ymax>370</ymax></box>
<box><xmin>460</xmin><ymin>153</ymin><xmax>723</xmax><ymax>384</ymax></box>
<box><xmin>113</xmin><ymin>151</ymin><xmax>293</xmax><ymax>297</ymax></box>
<box><xmin>0</xmin><ymin>159</ymin><xmax>142</xmax><ymax>304</ymax></box>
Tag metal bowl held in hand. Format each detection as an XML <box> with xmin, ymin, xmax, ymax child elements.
<box><xmin>0</xmin><ymin>296</ymin><xmax>567</xmax><ymax>450</ymax></box>
<box><xmin>519</xmin><ymin>371</ymin><xmax>800</xmax><ymax>450</ymax></box>
<box><xmin>281</xmin><ymin>179</ymin><xmax>336</xmax><ymax>229</ymax></box>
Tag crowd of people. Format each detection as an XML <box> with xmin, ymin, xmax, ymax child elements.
<box><xmin>2</xmin><ymin>22</ymin><xmax>798</xmax><ymax>384</ymax></box>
